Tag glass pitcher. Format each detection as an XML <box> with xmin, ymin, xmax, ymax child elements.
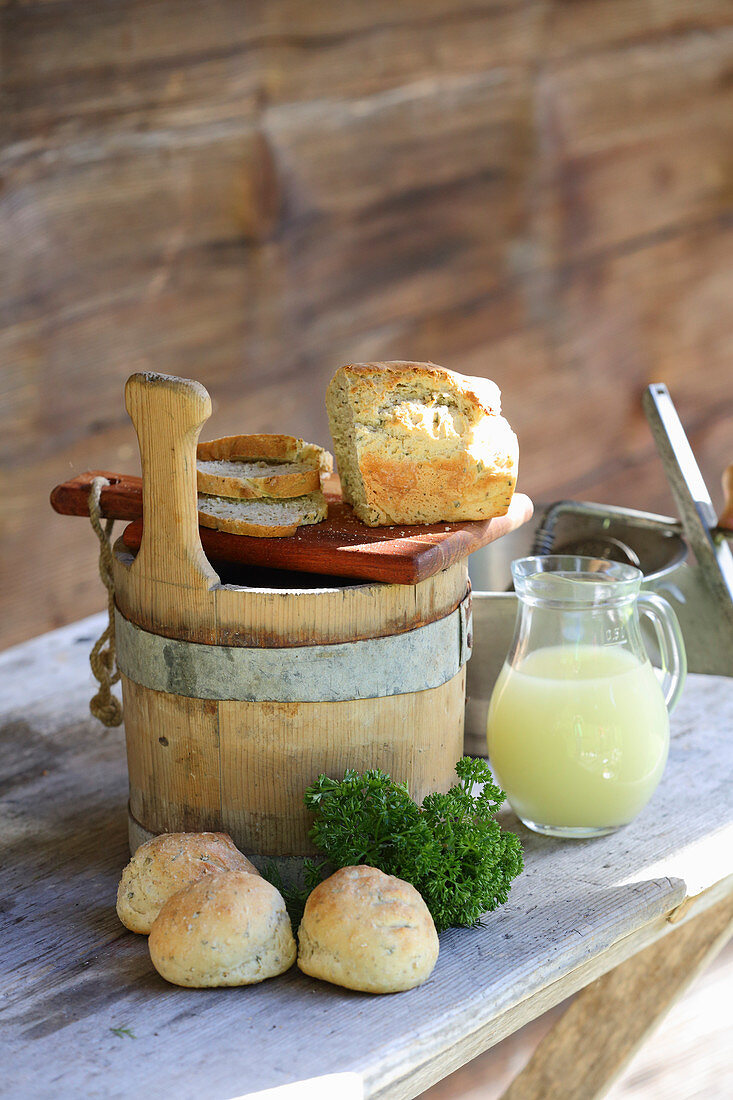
<box><xmin>486</xmin><ymin>555</ymin><xmax>686</xmax><ymax>838</ymax></box>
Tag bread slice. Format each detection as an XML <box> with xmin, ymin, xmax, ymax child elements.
<box><xmin>197</xmin><ymin>490</ymin><xmax>328</xmax><ymax>537</ymax></box>
<box><xmin>326</xmin><ymin>361</ymin><xmax>518</xmax><ymax>526</ymax></box>
<box><xmin>197</xmin><ymin>434</ymin><xmax>333</xmax><ymax>500</ymax></box>
<box><xmin>197</xmin><ymin>458</ymin><xmax>321</xmax><ymax>500</ymax></box>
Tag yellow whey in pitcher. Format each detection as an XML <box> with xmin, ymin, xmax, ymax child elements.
<box><xmin>487</xmin><ymin>645</ymin><xmax>669</xmax><ymax>830</ymax></box>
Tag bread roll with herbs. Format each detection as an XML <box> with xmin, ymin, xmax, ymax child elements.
<box><xmin>297</xmin><ymin>865</ymin><xmax>439</xmax><ymax>994</ymax></box>
<box><xmin>148</xmin><ymin>872</ymin><xmax>296</xmax><ymax>987</ymax></box>
<box><xmin>326</xmin><ymin>361</ymin><xmax>518</xmax><ymax>526</ymax></box>
<box><xmin>116</xmin><ymin>832</ymin><xmax>259</xmax><ymax>934</ymax></box>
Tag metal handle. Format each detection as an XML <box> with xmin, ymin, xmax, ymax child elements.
<box><xmin>642</xmin><ymin>384</ymin><xmax>733</xmax><ymax>619</ymax></box>
<box><xmin>637</xmin><ymin>591</ymin><xmax>687</xmax><ymax>713</ymax></box>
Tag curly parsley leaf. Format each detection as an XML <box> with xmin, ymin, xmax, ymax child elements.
<box><xmin>303</xmin><ymin>757</ymin><xmax>523</xmax><ymax>932</ymax></box>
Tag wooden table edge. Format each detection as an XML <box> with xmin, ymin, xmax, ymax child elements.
<box><xmin>363</xmin><ymin>875</ymin><xmax>733</xmax><ymax>1100</ymax></box>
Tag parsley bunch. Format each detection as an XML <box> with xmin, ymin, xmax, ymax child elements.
<box><xmin>303</xmin><ymin>757</ymin><xmax>523</xmax><ymax>932</ymax></box>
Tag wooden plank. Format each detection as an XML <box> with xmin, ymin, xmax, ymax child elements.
<box><xmin>543</xmin><ymin>27</ymin><xmax>733</xmax><ymax>158</ymax></box>
<box><xmin>520</xmin><ymin>221</ymin><xmax>733</xmax><ymax>512</ymax></box>
<box><xmin>370</xmin><ymin>883</ymin><xmax>733</xmax><ymax>1100</ymax></box>
<box><xmin>3</xmin><ymin>4</ymin><xmax>733</xmax><ymax>657</ymax></box>
<box><xmin>1</xmin><ymin>618</ymin><xmax>731</xmax><ymax>1098</ymax></box>
<box><xmin>217</xmin><ymin>672</ymin><xmax>465</xmax><ymax>855</ymax></box>
<box><xmin>2</xmin><ymin>2</ymin><xmax>536</xmax><ymax>139</ymax></box>
<box><xmin>421</xmin><ymin>940</ymin><xmax>733</xmax><ymax>1099</ymax></box>
<box><xmin>2</xmin><ymin>70</ymin><xmax>532</xmax><ymax>462</ymax></box>
<box><xmin>537</xmin><ymin>27</ymin><xmax>733</xmax><ymax>260</ymax></box>
<box><xmin>263</xmin><ymin>69</ymin><xmax>530</xmax><ymax>219</ymax></box>
<box><xmin>543</xmin><ymin>1</ymin><xmax>733</xmax><ymax>61</ymax></box>
<box><xmin>0</xmin><ymin>138</ymin><xmax>271</xmax><ymax>468</ymax></box>
<box><xmin>122</xmin><ymin>677</ymin><xmax>222</xmax><ymax>834</ymax></box>
<box><xmin>500</xmin><ymin>893</ymin><xmax>733</xmax><ymax>1100</ymax></box>
<box><xmin>264</xmin><ymin>4</ymin><xmax>540</xmax><ymax>108</ymax></box>
<box><xmin>0</xmin><ymin>267</ymin><xmax>257</xmax><ymax>468</ymax></box>
<box><xmin>52</xmin><ymin>470</ymin><xmax>531</xmax><ymax>586</ymax></box>
<box><xmin>2</xmin><ymin>177</ymin><xmax>521</xmax><ymax>468</ymax></box>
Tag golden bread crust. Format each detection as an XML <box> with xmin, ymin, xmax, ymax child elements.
<box><xmin>197</xmin><ymin>433</ymin><xmax>332</xmax><ymax>467</ymax></box>
<box><xmin>326</xmin><ymin>362</ymin><xmax>518</xmax><ymax>526</ymax></box>
<box><xmin>197</xmin><ymin>507</ymin><xmax>301</xmax><ymax>538</ymax></box>
<box><xmin>116</xmin><ymin>832</ymin><xmax>259</xmax><ymax>935</ymax></box>
<box><xmin>297</xmin><ymin>865</ymin><xmax>439</xmax><ymax>994</ymax></box>
<box><xmin>332</xmin><ymin>362</ymin><xmax>502</xmax><ymax>417</ymax></box>
<box><xmin>148</xmin><ymin>872</ymin><xmax>296</xmax><ymax>987</ymax></box>
<box><xmin>196</xmin><ymin>490</ymin><xmax>327</xmax><ymax>537</ymax></box>
<box><xmin>197</xmin><ymin>462</ymin><xmax>320</xmax><ymax>500</ymax></box>
<box><xmin>196</xmin><ymin>435</ymin><xmax>332</xmax><ymax>499</ymax></box>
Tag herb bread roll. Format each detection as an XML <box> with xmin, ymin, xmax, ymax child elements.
<box><xmin>148</xmin><ymin>872</ymin><xmax>296</xmax><ymax>987</ymax></box>
<box><xmin>326</xmin><ymin>361</ymin><xmax>518</xmax><ymax>526</ymax></box>
<box><xmin>297</xmin><ymin>865</ymin><xmax>439</xmax><ymax>994</ymax></box>
<box><xmin>116</xmin><ymin>832</ymin><xmax>259</xmax><ymax>935</ymax></box>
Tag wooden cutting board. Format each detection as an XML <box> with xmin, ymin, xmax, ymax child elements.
<box><xmin>51</xmin><ymin>469</ymin><xmax>533</xmax><ymax>585</ymax></box>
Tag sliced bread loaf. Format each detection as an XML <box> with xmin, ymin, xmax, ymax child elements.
<box><xmin>326</xmin><ymin>361</ymin><xmax>518</xmax><ymax>526</ymax></box>
<box><xmin>197</xmin><ymin>434</ymin><xmax>333</xmax><ymax>500</ymax></box>
<box><xmin>197</xmin><ymin>490</ymin><xmax>328</xmax><ymax>538</ymax></box>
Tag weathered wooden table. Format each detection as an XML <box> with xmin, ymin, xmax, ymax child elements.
<box><xmin>2</xmin><ymin>615</ymin><xmax>732</xmax><ymax>1100</ymax></box>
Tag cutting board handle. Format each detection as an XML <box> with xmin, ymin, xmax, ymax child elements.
<box><xmin>125</xmin><ymin>372</ymin><xmax>219</xmax><ymax>594</ymax></box>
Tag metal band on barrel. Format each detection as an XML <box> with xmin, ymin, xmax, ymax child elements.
<box><xmin>115</xmin><ymin>595</ymin><xmax>472</xmax><ymax>703</ymax></box>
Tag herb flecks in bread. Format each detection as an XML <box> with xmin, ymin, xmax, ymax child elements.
<box><xmin>197</xmin><ymin>490</ymin><xmax>327</xmax><ymax>538</ymax></box>
<box><xmin>116</xmin><ymin>832</ymin><xmax>259</xmax><ymax>935</ymax></box>
<box><xmin>196</xmin><ymin>434</ymin><xmax>332</xmax><ymax>501</ymax></box>
<box><xmin>297</xmin><ymin>865</ymin><xmax>439</xmax><ymax>994</ymax></box>
<box><xmin>326</xmin><ymin>361</ymin><xmax>518</xmax><ymax>526</ymax></box>
<box><xmin>148</xmin><ymin>871</ymin><xmax>296</xmax><ymax>987</ymax></box>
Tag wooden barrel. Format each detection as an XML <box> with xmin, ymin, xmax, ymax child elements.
<box><xmin>112</xmin><ymin>374</ymin><xmax>470</xmax><ymax>861</ymax></box>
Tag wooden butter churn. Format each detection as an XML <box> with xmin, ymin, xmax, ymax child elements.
<box><xmin>112</xmin><ymin>372</ymin><xmax>474</xmax><ymax>863</ymax></box>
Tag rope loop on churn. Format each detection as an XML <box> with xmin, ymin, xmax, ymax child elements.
<box><xmin>88</xmin><ymin>476</ymin><xmax>123</xmax><ymax>727</ymax></box>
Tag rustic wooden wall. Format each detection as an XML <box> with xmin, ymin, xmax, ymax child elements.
<box><xmin>2</xmin><ymin>1</ymin><xmax>732</xmax><ymax>650</ymax></box>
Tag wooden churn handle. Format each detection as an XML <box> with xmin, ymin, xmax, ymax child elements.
<box><xmin>124</xmin><ymin>373</ymin><xmax>220</xmax><ymax>632</ymax></box>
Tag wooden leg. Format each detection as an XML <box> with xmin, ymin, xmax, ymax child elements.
<box><xmin>500</xmin><ymin>894</ymin><xmax>733</xmax><ymax>1100</ymax></box>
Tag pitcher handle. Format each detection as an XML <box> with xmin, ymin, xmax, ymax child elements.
<box><xmin>637</xmin><ymin>592</ymin><xmax>687</xmax><ymax>713</ymax></box>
